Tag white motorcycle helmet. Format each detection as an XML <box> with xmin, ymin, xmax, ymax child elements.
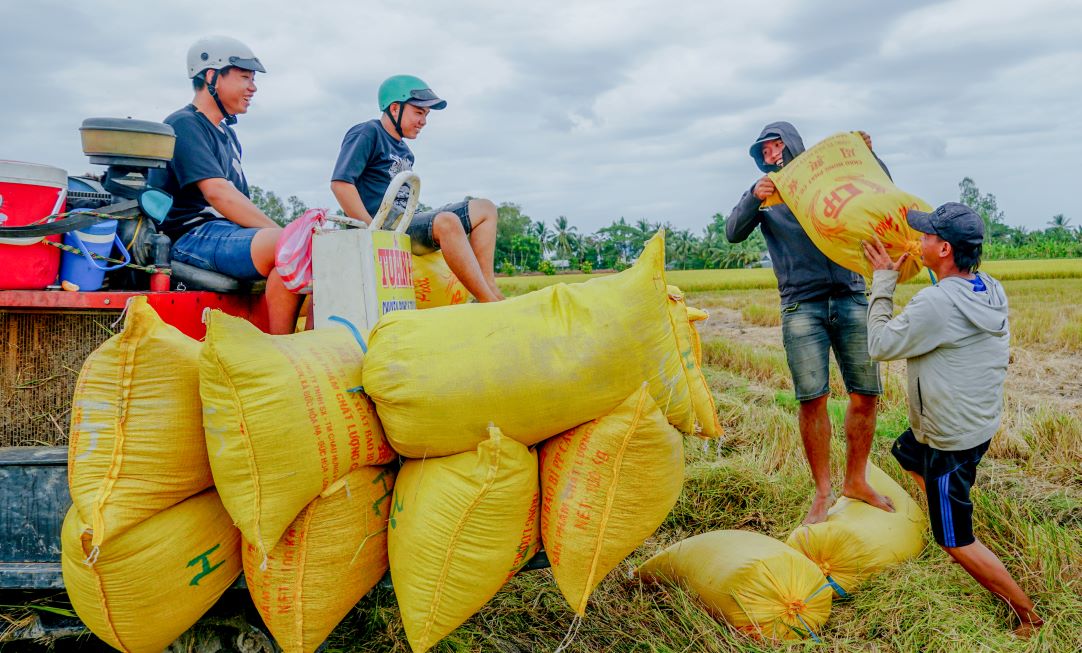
<box><xmin>186</xmin><ymin>36</ymin><xmax>266</xmax><ymax>124</ymax></box>
<box><xmin>187</xmin><ymin>35</ymin><xmax>266</xmax><ymax>78</ymax></box>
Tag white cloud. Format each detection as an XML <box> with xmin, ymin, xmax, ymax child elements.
<box><xmin>1</xmin><ymin>0</ymin><xmax>1079</xmax><ymax>230</ymax></box>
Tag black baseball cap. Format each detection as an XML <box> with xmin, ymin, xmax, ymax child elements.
<box><xmin>907</xmin><ymin>202</ymin><xmax>984</xmax><ymax>248</ymax></box>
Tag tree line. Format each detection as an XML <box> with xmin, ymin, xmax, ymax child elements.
<box><xmin>252</xmin><ymin>177</ymin><xmax>1080</xmax><ymax>275</ymax></box>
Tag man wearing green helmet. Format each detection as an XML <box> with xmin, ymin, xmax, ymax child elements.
<box><xmin>330</xmin><ymin>75</ymin><xmax>504</xmax><ymax>302</ymax></box>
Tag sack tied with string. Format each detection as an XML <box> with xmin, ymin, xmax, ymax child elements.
<box><xmin>388</xmin><ymin>426</ymin><xmax>538</xmax><ymax>653</ymax></box>
<box><xmin>786</xmin><ymin>463</ymin><xmax>926</xmax><ymax>597</ymax></box>
<box><xmin>61</xmin><ymin>489</ymin><xmax>242</xmax><ymax>653</ymax></box>
<box><xmin>67</xmin><ymin>296</ymin><xmax>212</xmax><ymax>550</ymax></box>
<box><xmin>540</xmin><ymin>384</ymin><xmax>684</xmax><ymax>615</ymax></box>
<box><xmin>243</xmin><ymin>466</ymin><xmax>396</xmax><ymax>653</ymax></box>
<box><xmin>637</xmin><ymin>530</ymin><xmax>832</xmax><ymax>642</ymax></box>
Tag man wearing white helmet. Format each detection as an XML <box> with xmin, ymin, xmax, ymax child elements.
<box><xmin>150</xmin><ymin>35</ymin><xmax>301</xmax><ymax>333</ymax></box>
<box><xmin>330</xmin><ymin>75</ymin><xmax>504</xmax><ymax>302</ymax></box>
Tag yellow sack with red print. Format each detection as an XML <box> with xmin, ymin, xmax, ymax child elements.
<box><xmin>786</xmin><ymin>463</ymin><xmax>926</xmax><ymax>597</ymax></box>
<box><xmin>412</xmin><ymin>251</ymin><xmax>468</xmax><ymax>308</ymax></box>
<box><xmin>62</xmin><ymin>489</ymin><xmax>242</xmax><ymax>653</ymax></box>
<box><xmin>364</xmin><ymin>231</ymin><xmax>719</xmax><ymax>458</ymax></box>
<box><xmin>637</xmin><ymin>530</ymin><xmax>832</xmax><ymax>642</ymax></box>
<box><xmin>244</xmin><ymin>466</ymin><xmax>396</xmax><ymax>653</ymax></box>
<box><xmin>67</xmin><ymin>296</ymin><xmax>212</xmax><ymax>549</ymax></box>
<box><xmin>770</xmin><ymin>131</ymin><xmax>930</xmax><ymax>283</ymax></box>
<box><xmin>540</xmin><ymin>385</ymin><xmax>684</xmax><ymax>615</ymax></box>
<box><xmin>199</xmin><ymin>311</ymin><xmax>395</xmax><ymax>563</ymax></box>
<box><xmin>388</xmin><ymin>427</ymin><xmax>538</xmax><ymax>653</ymax></box>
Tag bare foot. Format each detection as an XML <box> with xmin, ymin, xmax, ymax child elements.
<box><xmin>1012</xmin><ymin>617</ymin><xmax>1043</xmax><ymax>638</ymax></box>
<box><xmin>802</xmin><ymin>492</ymin><xmax>835</xmax><ymax>525</ymax></box>
<box><xmin>842</xmin><ymin>481</ymin><xmax>896</xmax><ymax>513</ymax></box>
<box><xmin>474</xmin><ymin>286</ymin><xmax>505</xmax><ymax>302</ymax></box>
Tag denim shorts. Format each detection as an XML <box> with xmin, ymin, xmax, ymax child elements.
<box><xmin>171</xmin><ymin>219</ymin><xmax>263</xmax><ymax>280</ymax></box>
<box><xmin>779</xmin><ymin>293</ymin><xmax>881</xmax><ymax>401</ymax></box>
<box><xmin>388</xmin><ymin>200</ymin><xmax>472</xmax><ymax>255</ymax></box>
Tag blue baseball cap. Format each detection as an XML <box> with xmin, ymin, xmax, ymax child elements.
<box><xmin>907</xmin><ymin>202</ymin><xmax>984</xmax><ymax>248</ymax></box>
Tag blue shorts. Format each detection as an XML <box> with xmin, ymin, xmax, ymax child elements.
<box><xmin>891</xmin><ymin>428</ymin><xmax>989</xmax><ymax>548</ymax></box>
<box><xmin>389</xmin><ymin>200</ymin><xmax>472</xmax><ymax>255</ymax></box>
<box><xmin>779</xmin><ymin>293</ymin><xmax>881</xmax><ymax>401</ymax></box>
<box><xmin>171</xmin><ymin>219</ymin><xmax>263</xmax><ymax>281</ymax></box>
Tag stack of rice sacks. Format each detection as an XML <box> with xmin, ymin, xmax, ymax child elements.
<box><xmin>199</xmin><ymin>310</ymin><xmax>397</xmax><ymax>653</ymax></box>
<box><xmin>63</xmin><ymin>297</ymin><xmax>242</xmax><ymax>653</ymax></box>
<box><xmin>360</xmin><ymin>231</ymin><xmax>721</xmax><ymax>652</ymax></box>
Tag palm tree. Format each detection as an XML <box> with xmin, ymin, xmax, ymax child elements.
<box><xmin>552</xmin><ymin>215</ymin><xmax>579</xmax><ymax>260</ymax></box>
<box><xmin>1048</xmin><ymin>214</ymin><xmax>1071</xmax><ymax>229</ymax></box>
<box><xmin>530</xmin><ymin>220</ymin><xmax>554</xmax><ymax>258</ymax></box>
<box><xmin>669</xmin><ymin>229</ymin><xmax>696</xmax><ymax>269</ymax></box>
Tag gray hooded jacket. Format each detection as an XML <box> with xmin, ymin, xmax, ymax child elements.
<box><xmin>867</xmin><ymin>270</ymin><xmax>1010</xmax><ymax>451</ymax></box>
<box><xmin>726</xmin><ymin>121</ymin><xmax>873</xmax><ymax>304</ymax></box>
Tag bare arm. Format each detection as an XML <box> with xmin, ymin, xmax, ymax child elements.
<box><xmin>196</xmin><ymin>178</ymin><xmax>278</xmax><ymax>228</ymax></box>
<box><xmin>331</xmin><ymin>181</ymin><xmax>374</xmax><ymax>225</ymax></box>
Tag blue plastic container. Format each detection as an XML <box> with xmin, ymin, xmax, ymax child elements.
<box><xmin>59</xmin><ymin>214</ymin><xmax>130</xmax><ymax>291</ymax></box>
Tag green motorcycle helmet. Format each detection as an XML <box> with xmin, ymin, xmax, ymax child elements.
<box><xmin>378</xmin><ymin>75</ymin><xmax>447</xmax><ymax>112</ymax></box>
<box><xmin>378</xmin><ymin>75</ymin><xmax>446</xmax><ymax>138</ymax></box>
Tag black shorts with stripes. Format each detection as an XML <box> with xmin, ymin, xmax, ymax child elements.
<box><xmin>891</xmin><ymin>428</ymin><xmax>990</xmax><ymax>549</ymax></box>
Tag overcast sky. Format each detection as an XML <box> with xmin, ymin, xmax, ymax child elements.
<box><xmin>4</xmin><ymin>0</ymin><xmax>1080</xmax><ymax>233</ymax></box>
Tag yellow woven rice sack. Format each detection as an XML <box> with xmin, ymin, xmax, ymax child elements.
<box><xmin>666</xmin><ymin>286</ymin><xmax>721</xmax><ymax>437</ymax></box>
<box><xmin>364</xmin><ymin>231</ymin><xmax>712</xmax><ymax>458</ymax></box>
<box><xmin>505</xmin><ymin>484</ymin><xmax>542</xmax><ymax>584</ymax></box>
<box><xmin>62</xmin><ymin>490</ymin><xmax>241</xmax><ymax>653</ymax></box>
<box><xmin>786</xmin><ymin>463</ymin><xmax>926</xmax><ymax>597</ymax></box>
<box><xmin>388</xmin><ymin>426</ymin><xmax>537</xmax><ymax>653</ymax></box>
<box><xmin>200</xmin><ymin>311</ymin><xmax>394</xmax><ymax>561</ymax></box>
<box><xmin>540</xmin><ymin>385</ymin><xmax>684</xmax><ymax>614</ymax></box>
<box><xmin>244</xmin><ymin>466</ymin><xmax>395</xmax><ymax>653</ymax></box>
<box><xmin>637</xmin><ymin>530</ymin><xmax>832</xmax><ymax>642</ymax></box>
<box><xmin>68</xmin><ymin>296</ymin><xmax>212</xmax><ymax>549</ymax></box>
<box><xmin>770</xmin><ymin>131</ymin><xmax>929</xmax><ymax>283</ymax></box>
<box><xmin>412</xmin><ymin>251</ymin><xmax>468</xmax><ymax>308</ymax></box>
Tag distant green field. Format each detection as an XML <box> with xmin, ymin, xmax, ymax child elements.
<box><xmin>497</xmin><ymin>259</ymin><xmax>1082</xmax><ymax>295</ymax></box>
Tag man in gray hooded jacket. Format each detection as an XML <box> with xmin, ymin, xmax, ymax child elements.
<box><xmin>864</xmin><ymin>202</ymin><xmax>1042</xmax><ymax>636</ymax></box>
<box><xmin>728</xmin><ymin>122</ymin><xmax>894</xmax><ymax>524</ymax></box>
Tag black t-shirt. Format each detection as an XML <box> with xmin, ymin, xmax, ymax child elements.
<box><xmin>149</xmin><ymin>104</ymin><xmax>250</xmax><ymax>239</ymax></box>
<box><xmin>330</xmin><ymin>119</ymin><xmax>415</xmax><ymax>217</ymax></box>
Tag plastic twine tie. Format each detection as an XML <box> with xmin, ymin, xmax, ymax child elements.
<box><xmin>328</xmin><ymin>315</ymin><xmax>367</xmax><ymax>353</ymax></box>
<box><xmin>83</xmin><ymin>546</ymin><xmax>101</xmax><ymax>568</ymax></box>
<box><xmin>794</xmin><ymin>579</ymin><xmax>843</xmax><ymax>643</ymax></box>
<box><xmin>553</xmin><ymin>614</ymin><xmax>583</xmax><ymax>653</ymax></box>
<box><xmin>825</xmin><ymin>575</ymin><xmax>849</xmax><ymax>599</ymax></box>
<box><xmin>109</xmin><ymin>296</ymin><xmax>136</xmax><ymax>330</ymax></box>
<box><xmin>794</xmin><ymin>613</ymin><xmax>822</xmax><ymax>644</ymax></box>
